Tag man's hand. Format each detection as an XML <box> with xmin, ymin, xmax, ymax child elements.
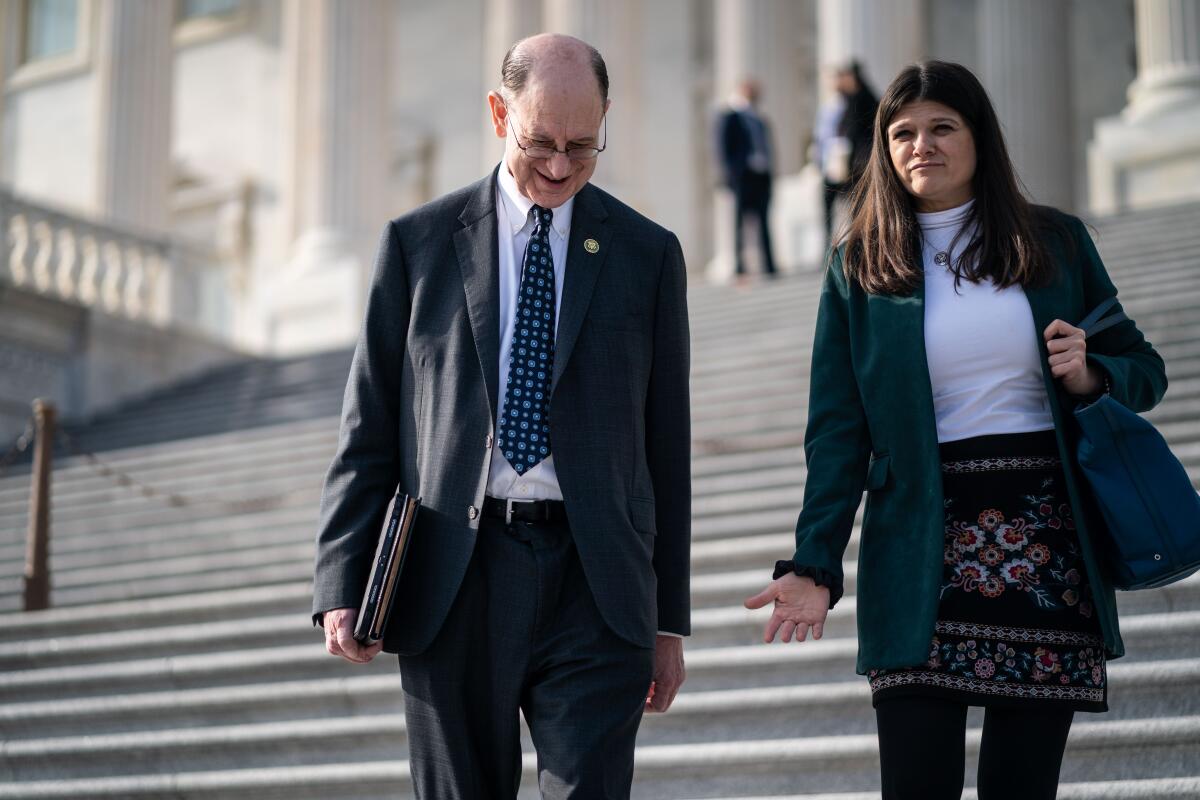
<box><xmin>646</xmin><ymin>634</ymin><xmax>685</xmax><ymax>713</ymax></box>
<box><xmin>322</xmin><ymin>607</ymin><xmax>383</xmax><ymax>664</ymax></box>
<box><xmin>744</xmin><ymin>572</ymin><xmax>831</xmax><ymax>643</ymax></box>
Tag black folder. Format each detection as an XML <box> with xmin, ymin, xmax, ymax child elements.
<box><xmin>353</xmin><ymin>489</ymin><xmax>421</xmax><ymax>645</ymax></box>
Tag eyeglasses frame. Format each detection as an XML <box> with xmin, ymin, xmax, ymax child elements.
<box><xmin>505</xmin><ymin>110</ymin><xmax>607</xmax><ymax>161</ymax></box>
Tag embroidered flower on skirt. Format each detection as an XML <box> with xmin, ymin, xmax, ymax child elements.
<box><xmin>870</xmin><ymin>431</ymin><xmax>1108</xmax><ymax>712</ymax></box>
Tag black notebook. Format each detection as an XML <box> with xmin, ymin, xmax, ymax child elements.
<box><xmin>353</xmin><ymin>489</ymin><xmax>421</xmax><ymax>645</ymax></box>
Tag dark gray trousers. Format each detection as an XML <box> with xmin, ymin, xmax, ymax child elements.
<box><xmin>398</xmin><ymin>515</ymin><xmax>654</xmax><ymax>800</ymax></box>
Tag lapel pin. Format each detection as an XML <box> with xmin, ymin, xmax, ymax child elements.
<box><xmin>584</xmin><ymin>238</ymin><xmax>600</xmax><ymax>254</ymax></box>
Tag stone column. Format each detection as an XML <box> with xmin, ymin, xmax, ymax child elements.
<box><xmin>1089</xmin><ymin>0</ymin><xmax>1200</xmax><ymax>213</ymax></box>
<box><xmin>542</xmin><ymin>0</ymin><xmax>642</xmax><ymax>203</ymax></box>
<box><xmin>817</xmin><ymin>0</ymin><xmax>925</xmax><ymax>97</ymax></box>
<box><xmin>715</xmin><ymin>0</ymin><xmax>811</xmax><ymax>176</ymax></box>
<box><xmin>93</xmin><ymin>0</ymin><xmax>174</xmax><ymax>231</ymax></box>
<box><xmin>270</xmin><ymin>0</ymin><xmax>391</xmax><ymax>353</ymax></box>
<box><xmin>1127</xmin><ymin>0</ymin><xmax>1200</xmax><ymax>118</ymax></box>
<box><xmin>978</xmin><ymin>0</ymin><xmax>1073</xmax><ymax>210</ymax></box>
<box><xmin>536</xmin><ymin>1</ymin><xmax>705</xmax><ymax>272</ymax></box>
<box><xmin>481</xmin><ymin>0</ymin><xmax>543</xmax><ymax>174</ymax></box>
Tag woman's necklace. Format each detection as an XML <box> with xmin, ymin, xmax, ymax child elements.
<box><xmin>934</xmin><ymin>250</ymin><xmax>950</xmax><ymax>267</ymax></box>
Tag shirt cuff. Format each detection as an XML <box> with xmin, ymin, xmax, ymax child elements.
<box><xmin>656</xmin><ymin>630</ymin><xmax>685</xmax><ymax>638</ymax></box>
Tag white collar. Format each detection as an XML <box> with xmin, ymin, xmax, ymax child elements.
<box><xmin>915</xmin><ymin>198</ymin><xmax>976</xmax><ymax>231</ymax></box>
<box><xmin>497</xmin><ymin>162</ymin><xmax>574</xmax><ymax>239</ymax></box>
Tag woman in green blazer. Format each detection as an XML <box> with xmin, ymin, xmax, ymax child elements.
<box><xmin>744</xmin><ymin>61</ymin><xmax>1167</xmax><ymax>799</ymax></box>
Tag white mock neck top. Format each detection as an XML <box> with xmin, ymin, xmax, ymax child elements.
<box><xmin>919</xmin><ymin>200</ymin><xmax>1055</xmax><ymax>444</ymax></box>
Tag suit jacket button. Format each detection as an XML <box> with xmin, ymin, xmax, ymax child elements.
<box><xmin>485</xmin><ymin>434</ymin><xmax>493</xmax><ymax>449</ymax></box>
<box><xmin>468</xmin><ymin>505</ymin><xmax>479</xmax><ymax>520</ymax></box>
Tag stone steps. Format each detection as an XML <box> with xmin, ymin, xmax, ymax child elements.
<box><xmin>3</xmin><ymin>605</ymin><xmax>1197</xmax><ymax>708</ymax></box>
<box><xmin>4</xmin><ymin>662</ymin><xmax>1199</xmax><ymax>783</ymax></box>
<box><xmin>0</xmin><ymin>200</ymin><xmax>1197</xmax><ymax>798</ymax></box>
<box><xmin>0</xmin><ymin>716</ymin><xmax>1197</xmax><ymax>799</ymax></box>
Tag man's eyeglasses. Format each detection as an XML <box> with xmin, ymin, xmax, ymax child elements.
<box><xmin>507</xmin><ymin>113</ymin><xmax>607</xmax><ymax>161</ymax></box>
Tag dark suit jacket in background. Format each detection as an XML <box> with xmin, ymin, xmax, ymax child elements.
<box><xmin>312</xmin><ymin>168</ymin><xmax>692</xmax><ymax>655</ymax></box>
<box><xmin>837</xmin><ymin>86</ymin><xmax>878</xmax><ymax>181</ymax></box>
<box><xmin>718</xmin><ymin>107</ymin><xmax>773</xmax><ymax>191</ymax></box>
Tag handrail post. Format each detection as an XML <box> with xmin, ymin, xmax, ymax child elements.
<box><xmin>23</xmin><ymin>399</ymin><xmax>55</xmax><ymax>612</ymax></box>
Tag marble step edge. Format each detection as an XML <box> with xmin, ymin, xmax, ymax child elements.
<box><xmin>0</xmin><ymin>505</ymin><xmax>804</xmax><ymax>587</ymax></box>
<box><xmin>14</xmin><ymin>348</ymin><xmax>1200</xmax><ymax>501</ymax></box>
<box><xmin>0</xmin><ymin>484</ymin><xmax>802</xmax><ymax>574</ymax></box>
<box><xmin>6</xmin><ymin>670</ymin><xmax>1200</xmax><ymax>770</ymax></box>
<box><xmin>0</xmin><ymin>516</ymin><xmax>799</xmax><ymax>595</ymax></box>
<box><xmin>0</xmin><ymin>717</ymin><xmax>1198</xmax><ymax>798</ymax></box>
<box><xmin>2</xmin><ymin>657</ymin><xmax>1195</xmax><ymax>741</ymax></box>
<box><xmin>0</xmin><ymin>501</ymin><xmax>804</xmax><ymax>580</ymax></box>
<box><xmin>681</xmin><ymin>775</ymin><xmax>1200</xmax><ymax>800</ymax></box>
<box><xmin>7</xmin><ymin>562</ymin><xmax>1200</xmax><ymax>668</ymax></box>
<box><xmin>10</xmin><ymin>395</ymin><xmax>1200</xmax><ymax>535</ymax></box>
<box><xmin>3</xmin><ymin>608</ymin><xmax>1199</xmax><ymax>699</ymax></box>
<box><xmin>7</xmin><ymin>349</ymin><xmax>1200</xmax><ymax>499</ymax></box>
<box><xmin>5</xmin><ymin>543</ymin><xmax>1200</xmax><ymax>646</ymax></box>
<box><xmin>40</xmin><ymin>327</ymin><xmax>1200</xmax><ymax>451</ymax></box>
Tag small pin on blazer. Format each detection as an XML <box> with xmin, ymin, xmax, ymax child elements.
<box><xmin>584</xmin><ymin>238</ymin><xmax>600</xmax><ymax>254</ymax></box>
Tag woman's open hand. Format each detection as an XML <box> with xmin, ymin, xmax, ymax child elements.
<box><xmin>743</xmin><ymin>572</ymin><xmax>831</xmax><ymax>643</ymax></box>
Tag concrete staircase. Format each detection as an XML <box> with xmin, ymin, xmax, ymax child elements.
<box><xmin>1</xmin><ymin>201</ymin><xmax>1199</xmax><ymax>798</ymax></box>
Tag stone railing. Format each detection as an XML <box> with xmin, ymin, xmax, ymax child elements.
<box><xmin>0</xmin><ymin>187</ymin><xmax>233</xmax><ymax>339</ymax></box>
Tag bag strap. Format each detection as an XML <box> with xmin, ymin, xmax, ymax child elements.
<box><xmin>1078</xmin><ymin>296</ymin><xmax>1129</xmax><ymax>340</ymax></box>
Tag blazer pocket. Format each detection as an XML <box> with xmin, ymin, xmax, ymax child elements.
<box><xmin>628</xmin><ymin>497</ymin><xmax>658</xmax><ymax>535</ymax></box>
<box><xmin>865</xmin><ymin>453</ymin><xmax>891</xmax><ymax>492</ymax></box>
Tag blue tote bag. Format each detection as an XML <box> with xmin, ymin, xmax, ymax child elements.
<box><xmin>1073</xmin><ymin>297</ymin><xmax>1200</xmax><ymax>590</ymax></box>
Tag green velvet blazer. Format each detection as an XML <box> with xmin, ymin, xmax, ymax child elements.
<box><xmin>793</xmin><ymin>211</ymin><xmax>1168</xmax><ymax>674</ymax></box>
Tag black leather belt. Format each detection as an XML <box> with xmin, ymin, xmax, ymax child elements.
<box><xmin>483</xmin><ymin>496</ymin><xmax>567</xmax><ymax>524</ymax></box>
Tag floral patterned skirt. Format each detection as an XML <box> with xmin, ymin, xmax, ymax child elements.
<box><xmin>869</xmin><ymin>430</ymin><xmax>1108</xmax><ymax>712</ymax></box>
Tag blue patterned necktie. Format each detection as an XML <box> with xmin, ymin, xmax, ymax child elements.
<box><xmin>499</xmin><ymin>205</ymin><xmax>556</xmax><ymax>475</ymax></box>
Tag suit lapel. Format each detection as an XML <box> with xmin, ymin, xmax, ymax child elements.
<box><xmin>454</xmin><ymin>171</ymin><xmax>501</xmax><ymax>422</ymax></box>
<box><xmin>552</xmin><ymin>184</ymin><xmax>611</xmax><ymax>392</ymax></box>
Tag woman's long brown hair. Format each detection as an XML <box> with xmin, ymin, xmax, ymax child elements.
<box><xmin>839</xmin><ymin>61</ymin><xmax>1062</xmax><ymax>295</ymax></box>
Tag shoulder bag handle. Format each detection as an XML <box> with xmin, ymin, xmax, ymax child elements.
<box><xmin>1078</xmin><ymin>296</ymin><xmax>1129</xmax><ymax>340</ymax></box>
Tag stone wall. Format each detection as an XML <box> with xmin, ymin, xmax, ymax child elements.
<box><xmin>0</xmin><ymin>284</ymin><xmax>240</xmax><ymax>443</ymax></box>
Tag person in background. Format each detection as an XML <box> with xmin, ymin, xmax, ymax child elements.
<box><xmin>718</xmin><ymin>78</ymin><xmax>777</xmax><ymax>280</ymax></box>
<box><xmin>745</xmin><ymin>61</ymin><xmax>1166</xmax><ymax>800</ymax></box>
<box><xmin>836</xmin><ymin>61</ymin><xmax>880</xmax><ymax>186</ymax></box>
<box><xmin>815</xmin><ymin>61</ymin><xmax>878</xmax><ymax>249</ymax></box>
<box><xmin>813</xmin><ymin>66</ymin><xmax>849</xmax><ymax>246</ymax></box>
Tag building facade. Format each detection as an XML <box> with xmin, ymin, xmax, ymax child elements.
<box><xmin>1</xmin><ymin>0</ymin><xmax>1197</xmax><ymax>355</ymax></box>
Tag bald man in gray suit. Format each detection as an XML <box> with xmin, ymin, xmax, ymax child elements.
<box><xmin>312</xmin><ymin>34</ymin><xmax>691</xmax><ymax>799</ymax></box>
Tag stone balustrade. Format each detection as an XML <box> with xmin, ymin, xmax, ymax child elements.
<box><xmin>0</xmin><ymin>186</ymin><xmax>231</xmax><ymax>339</ymax></box>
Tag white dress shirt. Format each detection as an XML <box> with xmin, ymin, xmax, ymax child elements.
<box><xmin>487</xmin><ymin>167</ymin><xmax>683</xmax><ymax>641</ymax></box>
<box><xmin>486</xmin><ymin>165</ymin><xmax>574</xmax><ymax>501</ymax></box>
<box><xmin>920</xmin><ymin>200</ymin><xmax>1056</xmax><ymax>444</ymax></box>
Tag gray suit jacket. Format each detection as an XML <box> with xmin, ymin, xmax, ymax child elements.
<box><xmin>312</xmin><ymin>169</ymin><xmax>692</xmax><ymax>654</ymax></box>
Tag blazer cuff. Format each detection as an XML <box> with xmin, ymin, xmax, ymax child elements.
<box><xmin>773</xmin><ymin>559</ymin><xmax>844</xmax><ymax>609</ymax></box>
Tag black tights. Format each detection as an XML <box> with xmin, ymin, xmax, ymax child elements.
<box><xmin>875</xmin><ymin>695</ymin><xmax>1075</xmax><ymax>800</ymax></box>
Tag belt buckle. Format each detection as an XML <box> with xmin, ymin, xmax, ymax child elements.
<box><xmin>505</xmin><ymin>498</ymin><xmax>517</xmax><ymax>525</ymax></box>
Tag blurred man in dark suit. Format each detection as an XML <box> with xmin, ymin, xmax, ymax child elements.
<box><xmin>312</xmin><ymin>32</ymin><xmax>691</xmax><ymax>799</ymax></box>
<box><xmin>718</xmin><ymin>79</ymin><xmax>777</xmax><ymax>279</ymax></box>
